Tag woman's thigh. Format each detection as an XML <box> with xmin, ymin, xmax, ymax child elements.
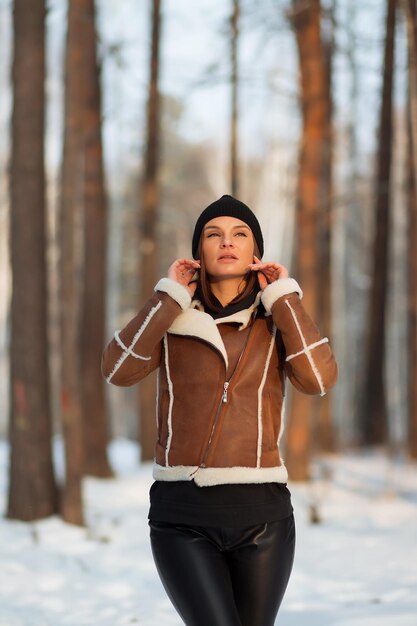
<box><xmin>228</xmin><ymin>514</ymin><xmax>296</xmax><ymax>626</ymax></box>
<box><xmin>149</xmin><ymin>522</ymin><xmax>242</xmax><ymax>626</ymax></box>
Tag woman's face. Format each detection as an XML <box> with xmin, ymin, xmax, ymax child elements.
<box><xmin>201</xmin><ymin>216</ymin><xmax>255</xmax><ymax>279</ymax></box>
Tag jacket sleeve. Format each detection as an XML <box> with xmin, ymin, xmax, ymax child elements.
<box><xmin>101</xmin><ymin>278</ymin><xmax>191</xmax><ymax>387</ymax></box>
<box><xmin>261</xmin><ymin>278</ymin><xmax>338</xmax><ymax>396</ymax></box>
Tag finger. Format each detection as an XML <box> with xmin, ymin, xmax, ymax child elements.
<box><xmin>257</xmin><ymin>271</ymin><xmax>268</xmax><ymax>290</ymax></box>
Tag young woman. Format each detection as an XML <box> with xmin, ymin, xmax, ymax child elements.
<box><xmin>102</xmin><ymin>194</ymin><xmax>338</xmax><ymax>626</ymax></box>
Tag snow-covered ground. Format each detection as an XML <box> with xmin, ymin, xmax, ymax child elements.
<box><xmin>0</xmin><ymin>439</ymin><xmax>416</xmax><ymax>626</ymax></box>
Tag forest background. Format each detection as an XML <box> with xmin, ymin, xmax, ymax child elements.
<box><xmin>0</xmin><ymin>0</ymin><xmax>416</xmax><ymax>526</ymax></box>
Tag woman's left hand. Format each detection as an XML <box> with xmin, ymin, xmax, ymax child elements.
<box><xmin>248</xmin><ymin>256</ymin><xmax>289</xmax><ymax>291</ymax></box>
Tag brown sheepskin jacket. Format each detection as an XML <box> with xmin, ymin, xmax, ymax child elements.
<box><xmin>102</xmin><ymin>277</ymin><xmax>338</xmax><ymax>486</ymax></box>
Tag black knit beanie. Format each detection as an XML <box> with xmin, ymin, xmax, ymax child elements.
<box><xmin>192</xmin><ymin>194</ymin><xmax>264</xmax><ymax>259</ymax></box>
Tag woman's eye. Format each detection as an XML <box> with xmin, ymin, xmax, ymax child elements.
<box><xmin>207</xmin><ymin>232</ymin><xmax>220</xmax><ymax>238</ymax></box>
<box><xmin>235</xmin><ymin>232</ymin><xmax>247</xmax><ymax>237</ymax></box>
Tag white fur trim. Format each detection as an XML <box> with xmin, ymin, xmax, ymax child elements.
<box><xmin>153</xmin><ymin>463</ymin><xmax>199</xmax><ymax>481</ymax></box>
<box><xmin>106</xmin><ymin>301</ymin><xmax>162</xmax><ymax>383</ymax></box>
<box><xmin>152</xmin><ymin>463</ymin><xmax>288</xmax><ymax>486</ymax></box>
<box><xmin>261</xmin><ymin>278</ymin><xmax>303</xmax><ymax>315</ymax></box>
<box><xmin>284</xmin><ymin>299</ymin><xmax>326</xmax><ymax>396</ymax></box>
<box><xmin>286</xmin><ymin>337</ymin><xmax>329</xmax><ymax>362</ymax></box>
<box><xmin>155</xmin><ymin>277</ymin><xmax>191</xmax><ymax>311</ymax></box>
<box><xmin>167</xmin><ymin>308</ymin><xmax>228</xmax><ymax>368</ymax></box>
<box><xmin>163</xmin><ymin>335</ymin><xmax>175</xmax><ymax>465</ymax></box>
<box><xmin>257</xmin><ymin>326</ymin><xmax>277</xmax><ymax>468</ymax></box>
<box><xmin>114</xmin><ymin>331</ymin><xmax>151</xmax><ymax>360</ymax></box>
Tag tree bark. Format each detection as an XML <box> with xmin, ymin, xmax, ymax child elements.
<box><xmin>316</xmin><ymin>0</ymin><xmax>336</xmax><ymax>453</ymax></box>
<box><xmin>407</xmin><ymin>106</ymin><xmax>417</xmax><ymax>458</ymax></box>
<box><xmin>230</xmin><ymin>0</ymin><xmax>239</xmax><ymax>197</ymax></box>
<box><xmin>80</xmin><ymin>0</ymin><xmax>113</xmax><ymax>478</ymax></box>
<box><xmin>403</xmin><ymin>0</ymin><xmax>417</xmax><ymax>188</ymax></box>
<box><xmin>59</xmin><ymin>0</ymin><xmax>90</xmax><ymax>525</ymax></box>
<box><xmin>403</xmin><ymin>0</ymin><xmax>417</xmax><ymax>458</ymax></box>
<box><xmin>139</xmin><ymin>0</ymin><xmax>162</xmax><ymax>461</ymax></box>
<box><xmin>8</xmin><ymin>0</ymin><xmax>58</xmax><ymax>521</ymax></box>
<box><xmin>285</xmin><ymin>0</ymin><xmax>329</xmax><ymax>480</ymax></box>
<box><xmin>360</xmin><ymin>0</ymin><xmax>396</xmax><ymax>445</ymax></box>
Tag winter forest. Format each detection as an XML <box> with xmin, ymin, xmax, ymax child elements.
<box><xmin>0</xmin><ymin>0</ymin><xmax>417</xmax><ymax>625</ymax></box>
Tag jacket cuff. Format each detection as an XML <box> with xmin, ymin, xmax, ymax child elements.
<box><xmin>261</xmin><ymin>277</ymin><xmax>303</xmax><ymax>314</ymax></box>
<box><xmin>155</xmin><ymin>278</ymin><xmax>191</xmax><ymax>311</ymax></box>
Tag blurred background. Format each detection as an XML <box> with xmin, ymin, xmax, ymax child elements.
<box><xmin>0</xmin><ymin>0</ymin><xmax>416</xmax><ymax>527</ymax></box>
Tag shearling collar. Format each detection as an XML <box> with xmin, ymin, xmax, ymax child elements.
<box><xmin>190</xmin><ymin>290</ymin><xmax>261</xmax><ymax>330</ymax></box>
<box><xmin>167</xmin><ymin>291</ymin><xmax>262</xmax><ymax>368</ymax></box>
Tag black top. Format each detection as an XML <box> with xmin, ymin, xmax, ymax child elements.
<box><xmin>148</xmin><ymin>286</ymin><xmax>293</xmax><ymax>528</ymax></box>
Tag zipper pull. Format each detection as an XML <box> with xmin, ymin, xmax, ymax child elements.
<box><xmin>222</xmin><ymin>381</ymin><xmax>229</xmax><ymax>403</ymax></box>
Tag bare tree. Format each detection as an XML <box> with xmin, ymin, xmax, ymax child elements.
<box><xmin>285</xmin><ymin>0</ymin><xmax>330</xmax><ymax>480</ymax></box>
<box><xmin>403</xmin><ymin>0</ymin><xmax>417</xmax><ymax>458</ymax></box>
<box><xmin>80</xmin><ymin>0</ymin><xmax>113</xmax><ymax>478</ymax></box>
<box><xmin>59</xmin><ymin>0</ymin><xmax>89</xmax><ymax>525</ymax></box>
<box><xmin>403</xmin><ymin>0</ymin><xmax>417</xmax><ymax>185</ymax></box>
<box><xmin>139</xmin><ymin>0</ymin><xmax>162</xmax><ymax>461</ymax></box>
<box><xmin>407</xmin><ymin>107</ymin><xmax>417</xmax><ymax>458</ymax></box>
<box><xmin>230</xmin><ymin>0</ymin><xmax>240</xmax><ymax>196</ymax></box>
<box><xmin>7</xmin><ymin>0</ymin><xmax>57</xmax><ymax>521</ymax></box>
<box><xmin>360</xmin><ymin>0</ymin><xmax>397</xmax><ymax>445</ymax></box>
<box><xmin>316</xmin><ymin>0</ymin><xmax>336</xmax><ymax>453</ymax></box>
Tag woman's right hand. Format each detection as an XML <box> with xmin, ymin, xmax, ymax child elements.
<box><xmin>168</xmin><ymin>258</ymin><xmax>200</xmax><ymax>297</ymax></box>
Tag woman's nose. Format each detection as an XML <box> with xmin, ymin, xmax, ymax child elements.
<box><xmin>221</xmin><ymin>237</ymin><xmax>233</xmax><ymax>247</ymax></box>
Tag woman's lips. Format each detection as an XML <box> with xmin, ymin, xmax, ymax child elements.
<box><xmin>217</xmin><ymin>255</ymin><xmax>238</xmax><ymax>263</ymax></box>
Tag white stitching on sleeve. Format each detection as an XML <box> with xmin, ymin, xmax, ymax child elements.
<box><xmin>114</xmin><ymin>331</ymin><xmax>152</xmax><ymax>360</ymax></box>
<box><xmin>284</xmin><ymin>300</ymin><xmax>327</xmax><ymax>396</ymax></box>
<box><xmin>106</xmin><ymin>300</ymin><xmax>162</xmax><ymax>383</ymax></box>
<box><xmin>285</xmin><ymin>337</ymin><xmax>329</xmax><ymax>362</ymax></box>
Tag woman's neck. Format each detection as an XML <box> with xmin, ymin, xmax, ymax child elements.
<box><xmin>209</xmin><ymin>277</ymin><xmax>245</xmax><ymax>306</ymax></box>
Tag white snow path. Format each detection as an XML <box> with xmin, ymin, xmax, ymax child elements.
<box><xmin>0</xmin><ymin>440</ymin><xmax>416</xmax><ymax>626</ymax></box>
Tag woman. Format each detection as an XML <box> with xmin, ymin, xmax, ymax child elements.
<box><xmin>102</xmin><ymin>194</ymin><xmax>338</xmax><ymax>626</ymax></box>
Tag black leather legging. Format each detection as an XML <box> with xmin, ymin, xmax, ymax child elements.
<box><xmin>149</xmin><ymin>514</ymin><xmax>295</xmax><ymax>626</ymax></box>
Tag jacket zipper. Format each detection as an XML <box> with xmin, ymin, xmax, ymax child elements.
<box><xmin>222</xmin><ymin>381</ymin><xmax>229</xmax><ymax>402</ymax></box>
<box><xmin>194</xmin><ymin>311</ymin><xmax>258</xmax><ymax>471</ymax></box>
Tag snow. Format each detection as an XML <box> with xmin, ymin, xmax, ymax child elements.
<box><xmin>1</xmin><ymin>440</ymin><xmax>416</xmax><ymax>626</ymax></box>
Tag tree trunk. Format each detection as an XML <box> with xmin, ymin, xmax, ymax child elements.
<box><xmin>404</xmin><ymin>0</ymin><xmax>417</xmax><ymax>458</ymax></box>
<box><xmin>59</xmin><ymin>0</ymin><xmax>89</xmax><ymax>525</ymax></box>
<box><xmin>285</xmin><ymin>0</ymin><xmax>329</xmax><ymax>480</ymax></box>
<box><xmin>80</xmin><ymin>0</ymin><xmax>113</xmax><ymax>478</ymax></box>
<box><xmin>407</xmin><ymin>107</ymin><xmax>417</xmax><ymax>458</ymax></box>
<box><xmin>7</xmin><ymin>0</ymin><xmax>58</xmax><ymax>521</ymax></box>
<box><xmin>230</xmin><ymin>0</ymin><xmax>239</xmax><ymax>197</ymax></box>
<box><xmin>360</xmin><ymin>0</ymin><xmax>396</xmax><ymax>445</ymax></box>
<box><xmin>403</xmin><ymin>0</ymin><xmax>417</xmax><ymax>188</ymax></box>
<box><xmin>139</xmin><ymin>0</ymin><xmax>162</xmax><ymax>462</ymax></box>
<box><xmin>316</xmin><ymin>0</ymin><xmax>336</xmax><ymax>453</ymax></box>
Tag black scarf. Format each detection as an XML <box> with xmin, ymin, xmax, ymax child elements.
<box><xmin>195</xmin><ymin>285</ymin><xmax>261</xmax><ymax>320</ymax></box>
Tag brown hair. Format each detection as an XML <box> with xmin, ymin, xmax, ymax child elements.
<box><xmin>195</xmin><ymin>238</ymin><xmax>261</xmax><ymax>313</ymax></box>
